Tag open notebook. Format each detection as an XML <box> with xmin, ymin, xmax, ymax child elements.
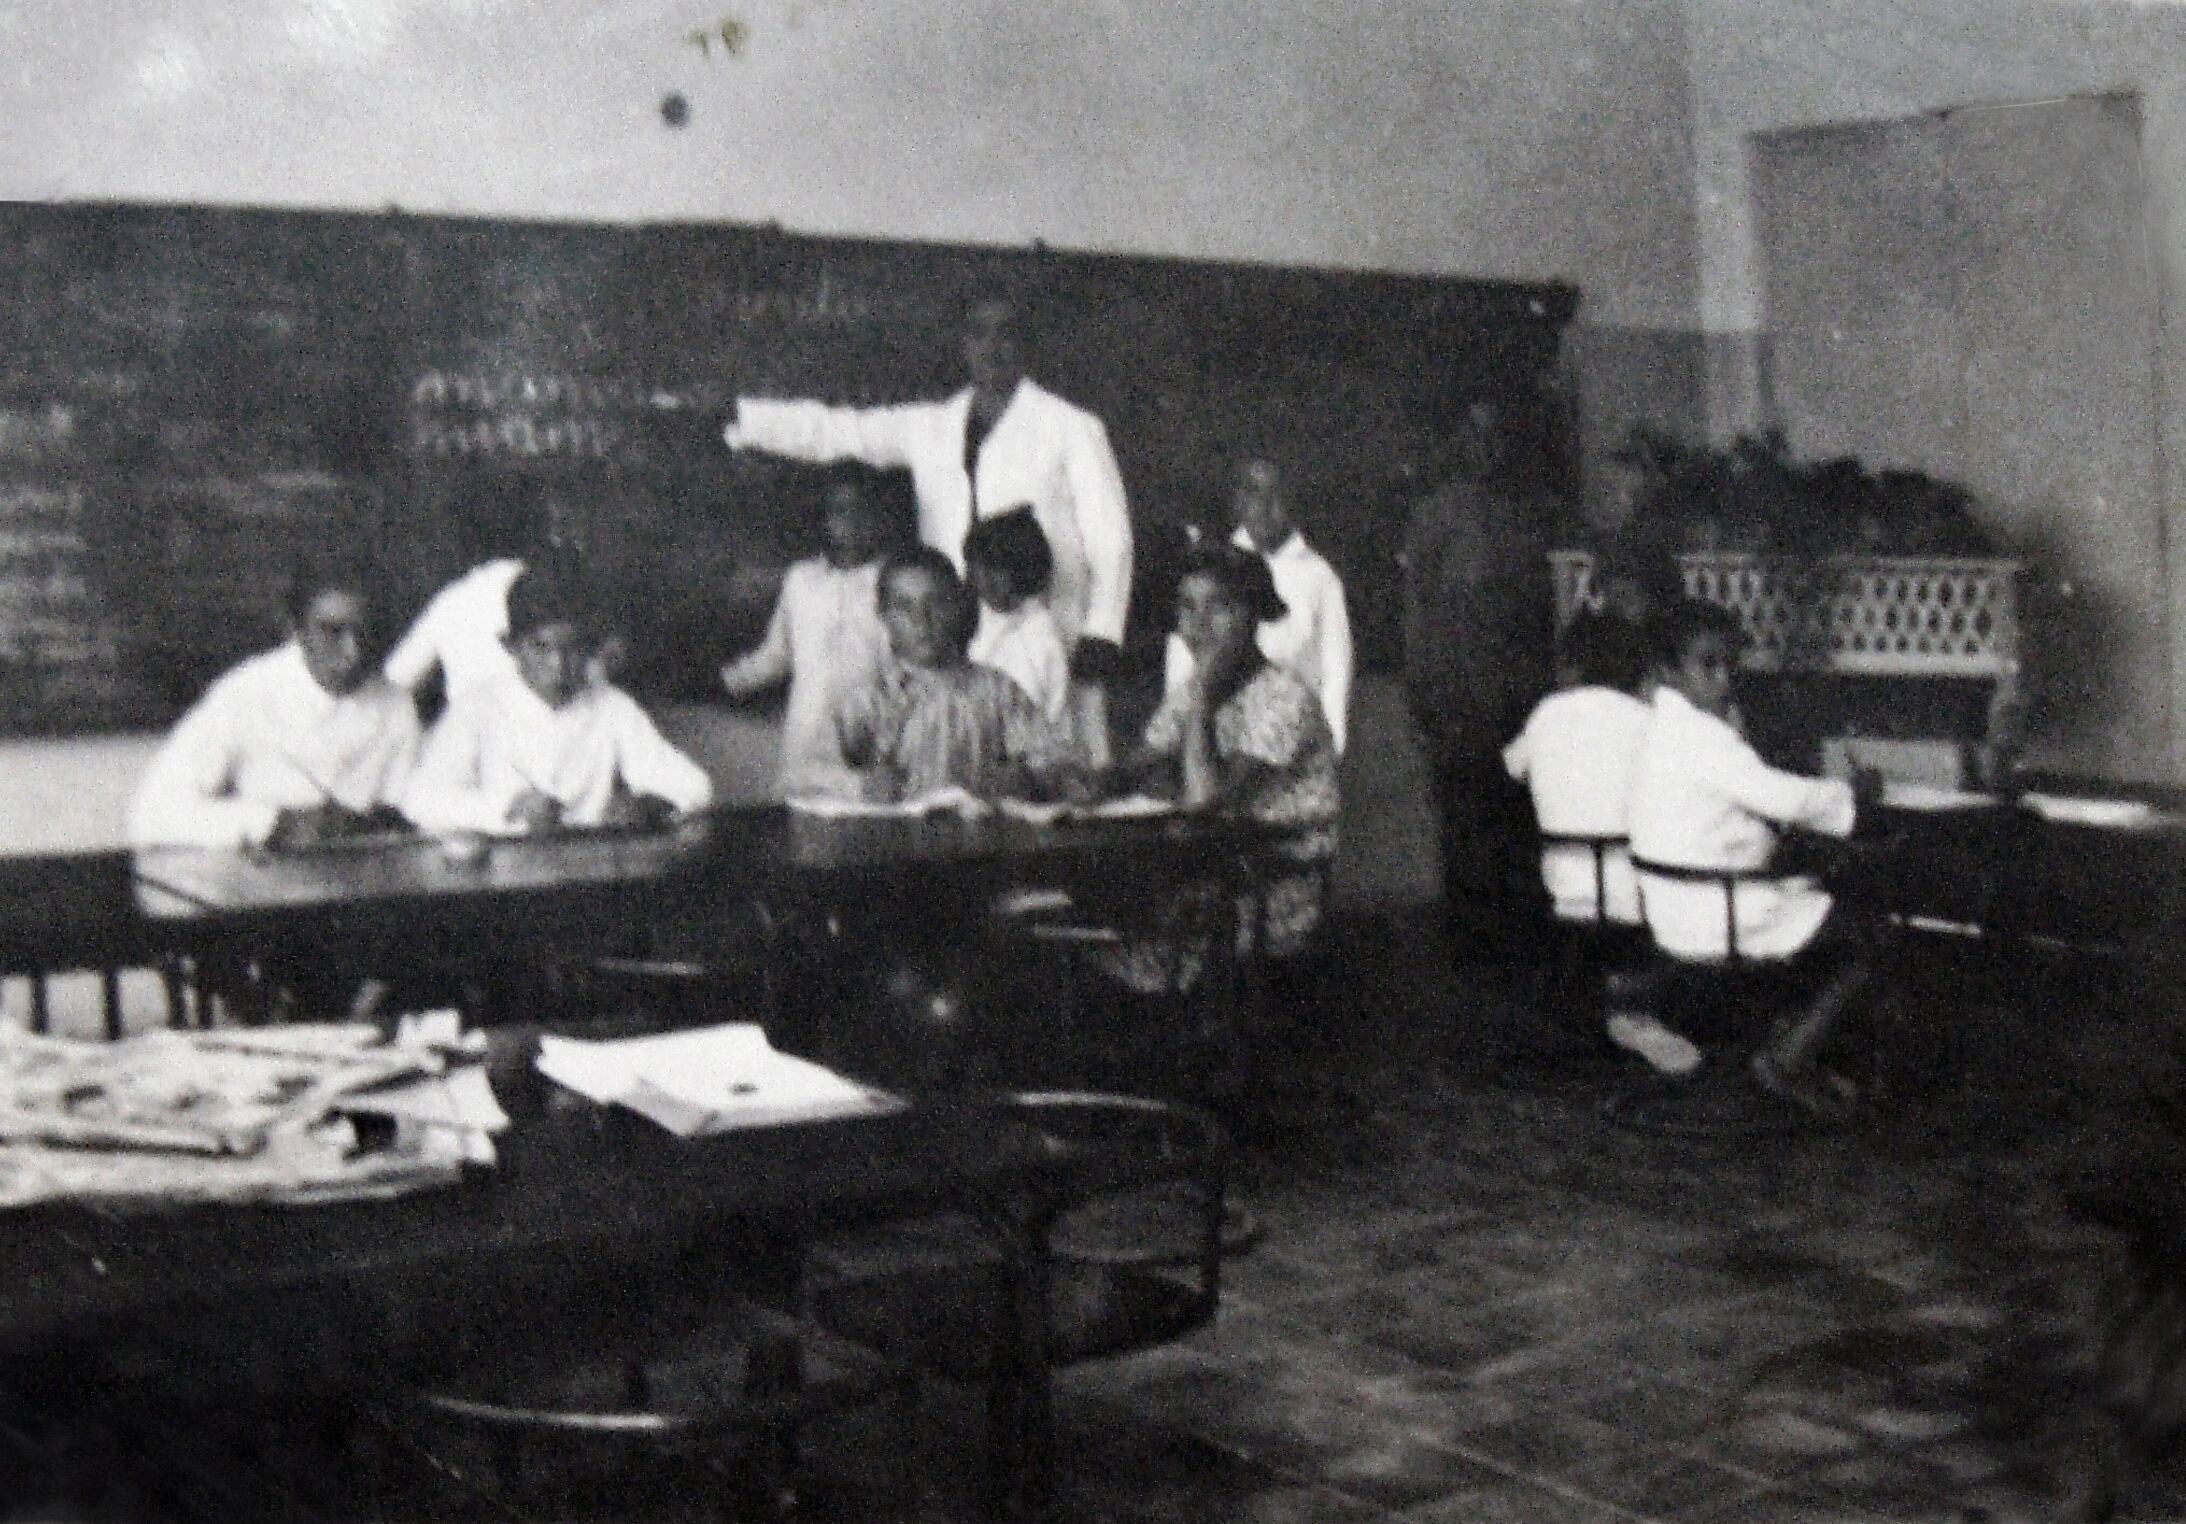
<box><xmin>535</xmin><ymin>1024</ymin><xmax>900</xmax><ymax>1136</ymax></box>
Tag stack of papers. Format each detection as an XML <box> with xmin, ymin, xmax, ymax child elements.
<box><xmin>535</xmin><ymin>1024</ymin><xmax>900</xmax><ymax>1136</ymax></box>
<box><xmin>0</xmin><ymin>1016</ymin><xmax>499</xmax><ymax>1208</ymax></box>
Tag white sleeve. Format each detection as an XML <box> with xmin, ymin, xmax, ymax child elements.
<box><xmin>1162</xmin><ymin>633</ymin><xmax>1193</xmax><ymax>697</ymax></box>
<box><xmin>400</xmin><ymin>704</ymin><xmax>513</xmax><ymax>835</ymax></box>
<box><xmin>1697</xmin><ymin>729</ymin><xmax>1858</xmax><ymax>838</ymax></box>
<box><xmin>1034</xmin><ymin>631</ymin><xmax>1071</xmax><ymax>722</ymax></box>
<box><xmin>1317</xmin><ymin>565</ymin><xmax>1354</xmax><ymax>755</ymax></box>
<box><xmin>613</xmin><ymin>698</ymin><xmax>716</xmax><ymax>813</ymax></box>
<box><xmin>1063</xmin><ymin>412</ymin><xmax>1133</xmax><ymax>645</ymax></box>
<box><xmin>1502</xmin><ymin>712</ymin><xmax>1536</xmax><ymax>783</ymax></box>
<box><xmin>383</xmin><ymin>587</ymin><xmax>452</xmax><ymax>691</ymax></box>
<box><xmin>128</xmin><ymin>684</ymin><xmax>281</xmax><ymax>849</ymax></box>
<box><xmin>720</xmin><ymin>571</ymin><xmax>797</xmax><ymax>694</ymax></box>
<box><xmin>725</xmin><ymin>398</ymin><xmax>930</xmax><ymax>469</ymax></box>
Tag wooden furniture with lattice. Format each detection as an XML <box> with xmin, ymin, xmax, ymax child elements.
<box><xmin>1552</xmin><ymin>551</ymin><xmax>2022</xmax><ymax>783</ymax></box>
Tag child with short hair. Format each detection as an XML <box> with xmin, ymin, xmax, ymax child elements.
<box><xmin>1627</xmin><ymin>598</ymin><xmax>1876</xmax><ymax>1114</ymax></box>
<box><xmin>964</xmin><ymin>505</ymin><xmax>1070</xmax><ymax>724</ymax></box>
<box><xmin>131</xmin><ymin>547</ymin><xmax>419</xmax><ymax>851</ymax></box>
<box><xmin>835</xmin><ymin>548</ymin><xmax>1072</xmax><ymax>803</ymax></box>
<box><xmin>720</xmin><ymin>468</ymin><xmax>896</xmax><ymax>798</ymax></box>
<box><xmin>402</xmin><ymin>567</ymin><xmax>713</xmax><ymax>835</ymax></box>
<box><xmin>1505</xmin><ymin>611</ymin><xmax>1653</xmax><ymax>926</ymax></box>
<box><xmin>1166</xmin><ymin>455</ymin><xmax>1353</xmax><ymax>752</ymax></box>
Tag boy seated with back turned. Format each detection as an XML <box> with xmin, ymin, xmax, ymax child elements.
<box><xmin>1626</xmin><ymin>598</ymin><xmax>1881</xmax><ymax>1116</ymax></box>
<box><xmin>402</xmin><ymin>566</ymin><xmax>713</xmax><ymax>835</ymax></box>
<box><xmin>1505</xmin><ymin>610</ymin><xmax>1699</xmax><ymax>1071</ymax></box>
<box><xmin>834</xmin><ymin>547</ymin><xmax>1079</xmax><ymax>804</ymax></box>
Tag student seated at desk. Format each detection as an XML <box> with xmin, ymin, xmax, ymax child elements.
<box><xmin>1627</xmin><ymin>599</ymin><xmax>1880</xmax><ymax>1116</ymax></box>
<box><xmin>130</xmin><ymin>548</ymin><xmax>420</xmax><ymax>852</ymax></box>
<box><xmin>1505</xmin><ymin>611</ymin><xmax>1653</xmax><ymax>927</ymax></box>
<box><xmin>834</xmin><ymin>547</ymin><xmax>1076</xmax><ymax>803</ymax></box>
<box><xmin>402</xmin><ymin>567</ymin><xmax>714</xmax><ymax>835</ymax></box>
<box><xmin>1092</xmin><ymin>544</ymin><xmax>1340</xmax><ymax>1015</ymax></box>
<box><xmin>719</xmin><ymin>467</ymin><xmax>896</xmax><ymax>800</ymax></box>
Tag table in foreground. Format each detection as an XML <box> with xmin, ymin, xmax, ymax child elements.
<box><xmin>0</xmin><ymin>1032</ymin><xmax>1131</xmax><ymax>1514</ymax></box>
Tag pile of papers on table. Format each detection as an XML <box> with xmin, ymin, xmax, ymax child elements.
<box><xmin>0</xmin><ymin>1012</ymin><xmax>507</xmax><ymax>1209</ymax></box>
<box><xmin>536</xmin><ymin>1023</ymin><xmax>899</xmax><ymax>1136</ymax></box>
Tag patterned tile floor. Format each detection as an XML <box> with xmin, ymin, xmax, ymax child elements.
<box><xmin>10</xmin><ymin>909</ymin><xmax>2183</xmax><ymax>1522</ymax></box>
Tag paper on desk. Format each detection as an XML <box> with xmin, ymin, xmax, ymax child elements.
<box><xmin>536</xmin><ymin>1024</ymin><xmax>900</xmax><ymax>1136</ymax></box>
<box><xmin>995</xmin><ymin>794</ymin><xmax>1176</xmax><ymax>825</ymax></box>
<box><xmin>1881</xmin><ymin>781</ymin><xmax>1997</xmax><ymax>812</ymax></box>
<box><xmin>2020</xmin><ymin>793</ymin><xmax>2161</xmax><ymax>829</ymax></box>
<box><xmin>340</xmin><ymin>1066</ymin><xmax>509</xmax><ymax>1134</ymax></box>
<box><xmin>789</xmin><ymin>787</ymin><xmax>987</xmax><ymax>819</ymax></box>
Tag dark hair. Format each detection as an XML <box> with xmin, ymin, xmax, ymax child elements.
<box><xmin>280</xmin><ymin>545</ymin><xmax>379</xmax><ymax>626</ymax></box>
<box><xmin>962</xmin><ymin>506</ymin><xmax>1053</xmax><ymax>599</ymax></box>
<box><xmin>1560</xmin><ymin>610</ymin><xmax>1647</xmax><ymax>691</ymax></box>
<box><xmin>878</xmin><ymin>546</ymin><xmax>976</xmax><ymax>657</ymax></box>
<box><xmin>818</xmin><ymin>462</ymin><xmax>879</xmax><ymax>507</ymax></box>
<box><xmin>1647</xmin><ymin>597</ymin><xmax>1742</xmax><ymax>671</ymax></box>
<box><xmin>1179</xmin><ymin>543</ymin><xmax>1287</xmax><ymax>626</ymax></box>
<box><xmin>504</xmin><ymin>564</ymin><xmax>592</xmax><ymax>642</ymax></box>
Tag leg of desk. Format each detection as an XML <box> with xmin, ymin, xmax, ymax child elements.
<box><xmin>100</xmin><ymin>968</ymin><xmax>122</xmax><ymax>1042</ymax></box>
<box><xmin>27</xmin><ymin>975</ymin><xmax>48</xmax><ymax>1035</ymax></box>
<box><xmin>983</xmin><ymin>1208</ymin><xmax>1054</xmax><ymax>1520</ymax></box>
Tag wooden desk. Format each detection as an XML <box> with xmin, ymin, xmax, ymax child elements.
<box><xmin>1867</xmin><ymin>782</ymin><xmax>2186</xmax><ymax>966</ymax></box>
<box><xmin>129</xmin><ymin>806</ymin><xmax>1258</xmax><ymax>929</ymax></box>
<box><xmin>0</xmin><ymin>1031</ymin><xmax>1124</xmax><ymax>1513</ymax></box>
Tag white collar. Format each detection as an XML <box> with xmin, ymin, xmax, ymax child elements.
<box><xmin>1232</xmin><ymin>525</ymin><xmax>1307</xmax><ymax>561</ymax></box>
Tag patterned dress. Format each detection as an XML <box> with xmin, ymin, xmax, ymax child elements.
<box><xmin>835</xmin><ymin>658</ymin><xmax>1069</xmax><ymax>802</ymax></box>
<box><xmin>1104</xmin><ymin>662</ymin><xmax>1341</xmax><ymax>992</ymax></box>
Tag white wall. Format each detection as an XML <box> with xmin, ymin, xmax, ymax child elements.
<box><xmin>1688</xmin><ymin>0</ymin><xmax>2186</xmax><ymax>778</ymax></box>
<box><xmin>2</xmin><ymin>0</ymin><xmax>1697</xmax><ymax>320</ymax></box>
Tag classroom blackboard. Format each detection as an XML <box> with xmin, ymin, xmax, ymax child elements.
<box><xmin>0</xmin><ymin>202</ymin><xmax>1575</xmax><ymax>735</ymax></box>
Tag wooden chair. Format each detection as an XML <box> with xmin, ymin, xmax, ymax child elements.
<box><xmin>391</xmin><ymin>1257</ymin><xmax>915</xmax><ymax>1522</ymax></box>
<box><xmin>1606</xmin><ymin>855</ymin><xmax>1901</xmax><ymax>1135</ymax></box>
<box><xmin>809</xmin><ymin>1091</ymin><xmax>1232</xmax><ymax>1511</ymax></box>
<box><xmin>1534</xmin><ymin>832</ymin><xmax>1651</xmax><ymax>1033</ymax></box>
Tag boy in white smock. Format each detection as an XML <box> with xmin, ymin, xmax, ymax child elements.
<box><xmin>404</xmin><ymin>567</ymin><xmax>713</xmax><ymax>836</ymax></box>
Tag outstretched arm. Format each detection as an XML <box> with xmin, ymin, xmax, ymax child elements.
<box><xmin>724</xmin><ymin>398</ymin><xmax>932</xmax><ymax>470</ymax></box>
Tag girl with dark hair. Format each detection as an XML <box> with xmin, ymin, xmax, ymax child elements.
<box><xmin>964</xmin><ymin>504</ymin><xmax>1070</xmax><ymax>725</ymax></box>
<box><xmin>1098</xmin><ymin>543</ymin><xmax>1340</xmax><ymax>1003</ymax></box>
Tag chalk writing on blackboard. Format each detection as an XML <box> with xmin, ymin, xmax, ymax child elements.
<box><xmin>0</xmin><ymin>485</ymin><xmax>120</xmax><ymax>668</ymax></box>
<box><xmin>729</xmin><ymin>271</ymin><xmax>872</xmax><ymax>326</ymax></box>
<box><xmin>409</xmin><ymin>371</ymin><xmax>723</xmax><ymax>413</ymax></box>
<box><xmin>411</xmin><ymin>417</ymin><xmax>623</xmax><ymax>461</ymax></box>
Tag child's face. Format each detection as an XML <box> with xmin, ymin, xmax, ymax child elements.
<box><xmin>1174</xmin><ymin>572</ymin><xmax>1252</xmax><ymax>670</ymax></box>
<box><xmin>967</xmin><ymin>559</ymin><xmax>1016</xmax><ymax>614</ymax></box>
<box><xmin>1669</xmin><ymin>630</ymin><xmax>1735</xmax><ymax>717</ymax></box>
<box><xmin>296</xmin><ymin>589</ymin><xmax>370</xmax><ymax>697</ymax></box>
<box><xmin>822</xmin><ymin>488</ymin><xmax>882</xmax><ymax>568</ymax></box>
<box><xmin>1231</xmin><ymin>460</ymin><xmax>1293</xmax><ymax>554</ymax></box>
<box><xmin>510</xmin><ymin>619</ymin><xmax>585</xmax><ymax>708</ymax></box>
<box><xmin>881</xmin><ymin>565</ymin><xmax>958</xmax><ymax>669</ymax></box>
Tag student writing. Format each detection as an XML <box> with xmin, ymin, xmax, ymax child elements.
<box><xmin>402</xmin><ymin>567</ymin><xmax>713</xmax><ymax>835</ymax></box>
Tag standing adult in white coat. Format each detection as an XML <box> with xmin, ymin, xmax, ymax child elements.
<box><xmin>722</xmin><ymin>298</ymin><xmax>1133</xmax><ymax>759</ymax></box>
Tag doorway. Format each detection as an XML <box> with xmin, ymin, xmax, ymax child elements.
<box><xmin>1755</xmin><ymin>95</ymin><xmax>2164</xmax><ymax>779</ymax></box>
